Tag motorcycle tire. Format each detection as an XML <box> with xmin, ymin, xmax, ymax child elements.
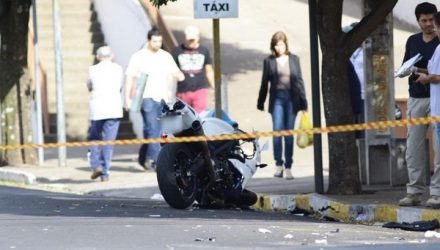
<box><xmin>236</xmin><ymin>189</ymin><xmax>258</xmax><ymax>208</ymax></box>
<box><xmin>156</xmin><ymin>143</ymin><xmax>198</xmax><ymax>209</ymax></box>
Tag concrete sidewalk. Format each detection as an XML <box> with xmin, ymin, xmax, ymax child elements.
<box><xmin>1</xmin><ymin>145</ymin><xmax>439</xmax><ymax>226</ymax></box>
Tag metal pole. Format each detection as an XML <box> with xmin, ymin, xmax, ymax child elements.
<box><xmin>32</xmin><ymin>0</ymin><xmax>44</xmax><ymax>166</ymax></box>
<box><xmin>213</xmin><ymin>19</ymin><xmax>222</xmax><ymax>118</ymax></box>
<box><xmin>308</xmin><ymin>0</ymin><xmax>324</xmax><ymax>194</ymax></box>
<box><xmin>221</xmin><ymin>77</ymin><xmax>228</xmax><ymax>114</ymax></box>
<box><xmin>53</xmin><ymin>0</ymin><xmax>66</xmax><ymax>167</ymax></box>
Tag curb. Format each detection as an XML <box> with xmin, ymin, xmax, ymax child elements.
<box><xmin>0</xmin><ymin>168</ymin><xmax>36</xmax><ymax>185</ymax></box>
<box><xmin>253</xmin><ymin>193</ymin><xmax>440</xmax><ymax>224</ymax></box>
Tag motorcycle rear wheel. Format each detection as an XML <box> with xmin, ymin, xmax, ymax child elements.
<box><xmin>156</xmin><ymin>143</ymin><xmax>198</xmax><ymax>209</ymax></box>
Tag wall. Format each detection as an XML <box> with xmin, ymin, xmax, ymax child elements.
<box><xmin>93</xmin><ymin>0</ymin><xmax>151</xmax><ymax>69</ymax></box>
<box><xmin>93</xmin><ymin>0</ymin><xmax>152</xmax><ymax>138</ymax></box>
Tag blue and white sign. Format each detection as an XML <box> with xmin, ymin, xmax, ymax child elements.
<box><xmin>194</xmin><ymin>0</ymin><xmax>238</xmax><ymax>19</ymax></box>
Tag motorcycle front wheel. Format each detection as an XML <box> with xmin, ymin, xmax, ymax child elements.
<box><xmin>156</xmin><ymin>143</ymin><xmax>198</xmax><ymax>209</ymax></box>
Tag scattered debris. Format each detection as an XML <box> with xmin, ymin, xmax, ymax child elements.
<box><xmin>290</xmin><ymin>208</ymin><xmax>311</xmax><ymax>216</ymax></box>
<box><xmin>373</xmin><ymin>222</ymin><xmax>385</xmax><ymax>227</ymax></box>
<box><xmin>150</xmin><ymin>193</ymin><xmax>165</xmax><ymax>201</ymax></box>
<box><xmin>284</xmin><ymin>234</ymin><xmax>293</xmax><ymax>239</ymax></box>
<box><xmin>194</xmin><ymin>237</ymin><xmax>216</xmax><ymax>242</ymax></box>
<box><xmin>424</xmin><ymin>230</ymin><xmax>440</xmax><ymax>238</ymax></box>
<box><xmin>329</xmin><ymin>228</ymin><xmax>339</xmax><ymax>233</ymax></box>
<box><xmin>383</xmin><ymin>219</ymin><xmax>439</xmax><ymax>232</ymax></box>
<box><xmin>355</xmin><ymin>214</ymin><xmax>368</xmax><ymax>221</ymax></box>
<box><xmin>258</xmin><ymin>228</ymin><xmax>272</xmax><ymax>234</ymax></box>
<box><xmin>408</xmin><ymin>239</ymin><xmax>427</xmax><ymax>243</ymax></box>
<box><xmin>318</xmin><ymin>206</ymin><xmax>335</xmax><ymax>212</ymax></box>
<box><xmin>322</xmin><ymin>216</ymin><xmax>339</xmax><ymax>222</ymax></box>
<box><xmin>315</xmin><ymin>239</ymin><xmax>328</xmax><ymax>245</ymax></box>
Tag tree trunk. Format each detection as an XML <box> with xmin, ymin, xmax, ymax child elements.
<box><xmin>321</xmin><ymin>51</ymin><xmax>361</xmax><ymax>194</ymax></box>
<box><xmin>0</xmin><ymin>0</ymin><xmax>35</xmax><ymax>166</ymax></box>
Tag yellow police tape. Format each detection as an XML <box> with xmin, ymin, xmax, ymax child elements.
<box><xmin>1</xmin><ymin>116</ymin><xmax>440</xmax><ymax>150</ymax></box>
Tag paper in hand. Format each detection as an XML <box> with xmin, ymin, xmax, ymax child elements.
<box><xmin>394</xmin><ymin>53</ymin><xmax>422</xmax><ymax>78</ymax></box>
<box><xmin>130</xmin><ymin>73</ymin><xmax>148</xmax><ymax>113</ymax></box>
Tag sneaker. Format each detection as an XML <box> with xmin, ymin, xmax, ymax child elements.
<box><xmin>284</xmin><ymin>169</ymin><xmax>294</xmax><ymax>180</ymax></box>
<box><xmin>274</xmin><ymin>166</ymin><xmax>283</xmax><ymax>178</ymax></box>
<box><xmin>426</xmin><ymin>195</ymin><xmax>440</xmax><ymax>209</ymax></box>
<box><xmin>144</xmin><ymin>159</ymin><xmax>155</xmax><ymax>170</ymax></box>
<box><xmin>90</xmin><ymin>167</ymin><xmax>103</xmax><ymax>180</ymax></box>
<box><xmin>398</xmin><ymin>193</ymin><xmax>422</xmax><ymax>206</ymax></box>
<box><xmin>100</xmin><ymin>175</ymin><xmax>109</xmax><ymax>182</ymax></box>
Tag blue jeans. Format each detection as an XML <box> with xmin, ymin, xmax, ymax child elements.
<box><xmin>271</xmin><ymin>90</ymin><xmax>296</xmax><ymax>169</ymax></box>
<box><xmin>89</xmin><ymin>118</ymin><xmax>120</xmax><ymax>176</ymax></box>
<box><xmin>139</xmin><ymin>98</ymin><xmax>162</xmax><ymax>164</ymax></box>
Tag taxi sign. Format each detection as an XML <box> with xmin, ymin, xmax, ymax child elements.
<box><xmin>194</xmin><ymin>0</ymin><xmax>238</xmax><ymax>19</ymax></box>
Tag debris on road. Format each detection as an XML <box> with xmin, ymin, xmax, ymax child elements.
<box><xmin>315</xmin><ymin>239</ymin><xmax>328</xmax><ymax>245</ymax></box>
<box><xmin>424</xmin><ymin>230</ymin><xmax>440</xmax><ymax>238</ymax></box>
<box><xmin>284</xmin><ymin>234</ymin><xmax>293</xmax><ymax>239</ymax></box>
<box><xmin>258</xmin><ymin>228</ymin><xmax>272</xmax><ymax>234</ymax></box>
<box><xmin>150</xmin><ymin>193</ymin><xmax>165</xmax><ymax>201</ymax></box>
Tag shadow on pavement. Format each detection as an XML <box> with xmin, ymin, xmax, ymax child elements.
<box><xmin>0</xmin><ymin>186</ymin><xmax>321</xmax><ymax>223</ymax></box>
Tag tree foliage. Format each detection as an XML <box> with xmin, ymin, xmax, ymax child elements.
<box><xmin>150</xmin><ymin>0</ymin><xmax>178</xmax><ymax>8</ymax></box>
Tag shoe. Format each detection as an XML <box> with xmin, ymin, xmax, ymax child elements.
<box><xmin>398</xmin><ymin>193</ymin><xmax>422</xmax><ymax>206</ymax></box>
<box><xmin>90</xmin><ymin>167</ymin><xmax>103</xmax><ymax>180</ymax></box>
<box><xmin>284</xmin><ymin>169</ymin><xmax>294</xmax><ymax>180</ymax></box>
<box><xmin>274</xmin><ymin>166</ymin><xmax>283</xmax><ymax>178</ymax></box>
<box><xmin>100</xmin><ymin>175</ymin><xmax>109</xmax><ymax>182</ymax></box>
<box><xmin>426</xmin><ymin>195</ymin><xmax>440</xmax><ymax>209</ymax></box>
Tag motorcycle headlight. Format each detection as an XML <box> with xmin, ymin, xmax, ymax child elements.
<box><xmin>161</xmin><ymin>115</ymin><xmax>184</xmax><ymax>134</ymax></box>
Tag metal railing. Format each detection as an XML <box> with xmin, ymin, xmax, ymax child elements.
<box><xmin>138</xmin><ymin>0</ymin><xmax>178</xmax><ymax>51</ymax></box>
<box><xmin>27</xmin><ymin>20</ymin><xmax>49</xmax><ymax>135</ymax></box>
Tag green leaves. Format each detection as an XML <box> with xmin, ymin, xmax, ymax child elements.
<box><xmin>150</xmin><ymin>0</ymin><xmax>178</xmax><ymax>7</ymax></box>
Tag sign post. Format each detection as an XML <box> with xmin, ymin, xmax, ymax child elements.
<box><xmin>194</xmin><ymin>0</ymin><xmax>238</xmax><ymax>118</ymax></box>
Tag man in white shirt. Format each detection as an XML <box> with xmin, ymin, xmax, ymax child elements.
<box><xmin>125</xmin><ymin>28</ymin><xmax>184</xmax><ymax>169</ymax></box>
<box><xmin>415</xmin><ymin>11</ymin><xmax>440</xmax><ymax>209</ymax></box>
<box><xmin>87</xmin><ymin>46</ymin><xmax>123</xmax><ymax>182</ymax></box>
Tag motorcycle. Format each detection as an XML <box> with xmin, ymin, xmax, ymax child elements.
<box><xmin>156</xmin><ymin>100</ymin><xmax>267</xmax><ymax>209</ymax></box>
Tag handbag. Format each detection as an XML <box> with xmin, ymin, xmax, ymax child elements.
<box><xmin>296</xmin><ymin>111</ymin><xmax>313</xmax><ymax>148</ymax></box>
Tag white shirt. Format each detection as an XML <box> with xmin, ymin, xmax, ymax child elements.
<box><xmin>86</xmin><ymin>61</ymin><xmax>123</xmax><ymax>120</ymax></box>
<box><xmin>350</xmin><ymin>48</ymin><xmax>365</xmax><ymax>100</ymax></box>
<box><xmin>428</xmin><ymin>45</ymin><xmax>440</xmax><ymax>116</ymax></box>
<box><xmin>126</xmin><ymin>48</ymin><xmax>180</xmax><ymax>103</ymax></box>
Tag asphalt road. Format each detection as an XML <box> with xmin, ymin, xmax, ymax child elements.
<box><xmin>1</xmin><ymin>186</ymin><xmax>439</xmax><ymax>250</ymax></box>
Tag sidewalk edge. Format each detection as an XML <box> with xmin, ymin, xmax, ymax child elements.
<box><xmin>253</xmin><ymin>193</ymin><xmax>440</xmax><ymax>224</ymax></box>
<box><xmin>0</xmin><ymin>168</ymin><xmax>36</xmax><ymax>185</ymax></box>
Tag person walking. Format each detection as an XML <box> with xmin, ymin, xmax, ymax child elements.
<box><xmin>257</xmin><ymin>31</ymin><xmax>308</xmax><ymax>180</ymax></box>
<box><xmin>125</xmin><ymin>28</ymin><xmax>184</xmax><ymax>170</ymax></box>
<box><xmin>172</xmin><ymin>25</ymin><xmax>214</xmax><ymax>113</ymax></box>
<box><xmin>87</xmin><ymin>46</ymin><xmax>123</xmax><ymax>182</ymax></box>
<box><xmin>398</xmin><ymin>2</ymin><xmax>440</xmax><ymax>207</ymax></box>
